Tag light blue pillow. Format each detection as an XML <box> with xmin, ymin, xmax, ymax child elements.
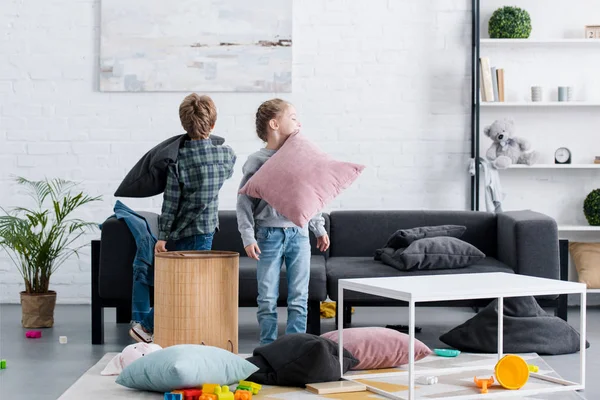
<box><xmin>115</xmin><ymin>345</ymin><xmax>259</xmax><ymax>392</ymax></box>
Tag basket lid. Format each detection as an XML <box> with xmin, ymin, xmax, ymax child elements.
<box><xmin>156</xmin><ymin>250</ymin><xmax>239</xmax><ymax>259</ymax></box>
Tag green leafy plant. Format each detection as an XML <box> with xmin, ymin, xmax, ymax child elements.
<box><xmin>584</xmin><ymin>189</ymin><xmax>600</xmax><ymax>226</ymax></box>
<box><xmin>0</xmin><ymin>177</ymin><xmax>101</xmax><ymax>293</ymax></box>
<box><xmin>488</xmin><ymin>6</ymin><xmax>532</xmax><ymax>39</ymax></box>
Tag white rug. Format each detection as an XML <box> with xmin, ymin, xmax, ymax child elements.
<box><xmin>58</xmin><ymin>352</ymin><xmax>584</xmax><ymax>399</ymax></box>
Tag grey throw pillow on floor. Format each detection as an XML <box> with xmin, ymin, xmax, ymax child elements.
<box><xmin>384</xmin><ymin>225</ymin><xmax>467</xmax><ymax>249</ymax></box>
<box><xmin>114</xmin><ymin>134</ymin><xmax>225</xmax><ymax>198</ymax></box>
<box><xmin>383</xmin><ymin>236</ymin><xmax>485</xmax><ymax>271</ymax></box>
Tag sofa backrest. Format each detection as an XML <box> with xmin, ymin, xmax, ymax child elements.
<box><xmin>329</xmin><ymin>210</ymin><xmax>497</xmax><ymax>258</ymax></box>
<box><xmin>212</xmin><ymin>211</ymin><xmax>331</xmax><ymax>257</ymax></box>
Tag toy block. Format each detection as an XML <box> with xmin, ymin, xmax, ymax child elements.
<box><xmin>238</xmin><ymin>381</ymin><xmax>261</xmax><ymax>395</ymax></box>
<box><xmin>202</xmin><ymin>383</ymin><xmax>219</xmax><ymax>394</ymax></box>
<box><xmin>234</xmin><ymin>390</ymin><xmax>252</xmax><ymax>400</ymax></box>
<box><xmin>164</xmin><ymin>393</ymin><xmax>183</xmax><ymax>400</ymax></box>
<box><xmin>214</xmin><ymin>385</ymin><xmax>234</xmax><ymax>400</ymax></box>
<box><xmin>181</xmin><ymin>388</ymin><xmax>203</xmax><ymax>400</ymax></box>
<box><xmin>25</xmin><ymin>330</ymin><xmax>42</xmax><ymax>338</ymax></box>
<box><xmin>199</xmin><ymin>394</ymin><xmax>217</xmax><ymax>400</ymax></box>
<box><xmin>0</xmin><ymin>359</ymin><xmax>6</xmax><ymax>369</ymax></box>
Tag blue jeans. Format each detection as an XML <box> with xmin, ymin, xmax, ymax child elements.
<box><xmin>256</xmin><ymin>227</ymin><xmax>311</xmax><ymax>346</ymax></box>
<box><xmin>132</xmin><ymin>232</ymin><xmax>214</xmax><ymax>333</ymax></box>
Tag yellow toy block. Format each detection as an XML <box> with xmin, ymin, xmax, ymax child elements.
<box><xmin>238</xmin><ymin>381</ymin><xmax>261</xmax><ymax>395</ymax></box>
<box><xmin>214</xmin><ymin>385</ymin><xmax>234</xmax><ymax>400</ymax></box>
<box><xmin>202</xmin><ymin>384</ymin><xmax>219</xmax><ymax>394</ymax></box>
<box><xmin>234</xmin><ymin>390</ymin><xmax>252</xmax><ymax>400</ymax></box>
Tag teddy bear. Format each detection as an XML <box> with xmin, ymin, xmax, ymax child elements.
<box><xmin>101</xmin><ymin>342</ymin><xmax>162</xmax><ymax>375</ymax></box>
<box><xmin>484</xmin><ymin>119</ymin><xmax>537</xmax><ymax>169</ymax></box>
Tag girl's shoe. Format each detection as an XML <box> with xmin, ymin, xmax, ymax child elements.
<box><xmin>129</xmin><ymin>323</ymin><xmax>153</xmax><ymax>343</ymax></box>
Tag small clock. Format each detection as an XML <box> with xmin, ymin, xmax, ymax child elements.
<box><xmin>555</xmin><ymin>147</ymin><xmax>571</xmax><ymax>164</ymax></box>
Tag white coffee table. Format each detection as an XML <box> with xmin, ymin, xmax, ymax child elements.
<box><xmin>337</xmin><ymin>272</ymin><xmax>587</xmax><ymax>400</ymax></box>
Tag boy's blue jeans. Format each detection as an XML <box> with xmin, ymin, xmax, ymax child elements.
<box><xmin>132</xmin><ymin>233</ymin><xmax>214</xmax><ymax>333</ymax></box>
<box><xmin>256</xmin><ymin>227</ymin><xmax>311</xmax><ymax>346</ymax></box>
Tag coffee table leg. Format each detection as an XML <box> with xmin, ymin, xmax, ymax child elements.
<box><xmin>580</xmin><ymin>291</ymin><xmax>586</xmax><ymax>389</ymax></box>
<box><xmin>498</xmin><ymin>297</ymin><xmax>504</xmax><ymax>361</ymax></box>
<box><xmin>338</xmin><ymin>284</ymin><xmax>344</xmax><ymax>378</ymax></box>
<box><xmin>409</xmin><ymin>300</ymin><xmax>415</xmax><ymax>399</ymax></box>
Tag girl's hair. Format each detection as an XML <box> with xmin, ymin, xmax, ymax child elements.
<box><xmin>255</xmin><ymin>98</ymin><xmax>289</xmax><ymax>141</ymax></box>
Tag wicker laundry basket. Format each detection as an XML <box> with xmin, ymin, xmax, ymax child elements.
<box><xmin>153</xmin><ymin>251</ymin><xmax>239</xmax><ymax>352</ymax></box>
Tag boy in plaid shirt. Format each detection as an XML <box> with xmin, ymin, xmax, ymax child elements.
<box><xmin>130</xmin><ymin>94</ymin><xmax>236</xmax><ymax>343</ymax></box>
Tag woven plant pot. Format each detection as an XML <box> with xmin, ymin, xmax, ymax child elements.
<box><xmin>20</xmin><ymin>291</ymin><xmax>57</xmax><ymax>328</ymax></box>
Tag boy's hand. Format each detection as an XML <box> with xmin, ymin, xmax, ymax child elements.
<box><xmin>155</xmin><ymin>240</ymin><xmax>168</xmax><ymax>254</ymax></box>
<box><xmin>317</xmin><ymin>234</ymin><xmax>330</xmax><ymax>252</ymax></box>
<box><xmin>245</xmin><ymin>243</ymin><xmax>261</xmax><ymax>260</ymax></box>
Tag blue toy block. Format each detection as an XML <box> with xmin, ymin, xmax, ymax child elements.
<box><xmin>164</xmin><ymin>393</ymin><xmax>183</xmax><ymax>400</ymax></box>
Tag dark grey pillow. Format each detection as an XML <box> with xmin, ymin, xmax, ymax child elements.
<box><xmin>114</xmin><ymin>134</ymin><xmax>225</xmax><ymax>198</ymax></box>
<box><xmin>384</xmin><ymin>225</ymin><xmax>467</xmax><ymax>249</ymax></box>
<box><xmin>382</xmin><ymin>237</ymin><xmax>485</xmax><ymax>271</ymax></box>
<box><xmin>246</xmin><ymin>333</ymin><xmax>358</xmax><ymax>387</ymax></box>
<box><xmin>440</xmin><ymin>296</ymin><xmax>589</xmax><ymax>355</ymax></box>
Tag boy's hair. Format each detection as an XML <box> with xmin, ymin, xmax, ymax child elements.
<box><xmin>255</xmin><ymin>98</ymin><xmax>289</xmax><ymax>142</ymax></box>
<box><xmin>179</xmin><ymin>93</ymin><xmax>217</xmax><ymax>139</ymax></box>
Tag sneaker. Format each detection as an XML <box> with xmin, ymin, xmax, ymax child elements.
<box><xmin>129</xmin><ymin>323</ymin><xmax>153</xmax><ymax>343</ymax></box>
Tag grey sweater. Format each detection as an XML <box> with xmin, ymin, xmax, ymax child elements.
<box><xmin>236</xmin><ymin>148</ymin><xmax>327</xmax><ymax>248</ymax></box>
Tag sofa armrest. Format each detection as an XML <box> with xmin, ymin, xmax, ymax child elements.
<box><xmin>497</xmin><ymin>210</ymin><xmax>559</xmax><ymax>280</ymax></box>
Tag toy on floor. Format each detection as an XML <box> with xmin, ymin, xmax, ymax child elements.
<box><xmin>528</xmin><ymin>364</ymin><xmax>539</xmax><ymax>373</ymax></box>
<box><xmin>164</xmin><ymin>393</ymin><xmax>183</xmax><ymax>400</ymax></box>
<box><xmin>474</xmin><ymin>376</ymin><xmax>494</xmax><ymax>394</ymax></box>
<box><xmin>101</xmin><ymin>342</ymin><xmax>163</xmax><ymax>376</ymax></box>
<box><xmin>235</xmin><ymin>381</ymin><xmax>261</xmax><ymax>395</ymax></box>
<box><xmin>0</xmin><ymin>359</ymin><xmax>6</xmax><ymax>369</ymax></box>
<box><xmin>494</xmin><ymin>354</ymin><xmax>529</xmax><ymax>390</ymax></box>
<box><xmin>26</xmin><ymin>330</ymin><xmax>42</xmax><ymax>338</ymax></box>
<box><xmin>59</xmin><ymin>336</ymin><xmax>68</xmax><ymax>344</ymax></box>
<box><xmin>434</xmin><ymin>348</ymin><xmax>460</xmax><ymax>357</ymax></box>
<box><xmin>234</xmin><ymin>390</ymin><xmax>252</xmax><ymax>400</ymax></box>
<box><xmin>214</xmin><ymin>386</ymin><xmax>234</xmax><ymax>400</ymax></box>
<box><xmin>416</xmin><ymin>375</ymin><xmax>438</xmax><ymax>385</ymax></box>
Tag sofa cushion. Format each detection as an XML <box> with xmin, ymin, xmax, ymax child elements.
<box><xmin>329</xmin><ymin>210</ymin><xmax>497</xmax><ymax>258</ymax></box>
<box><xmin>383</xmin><ymin>225</ymin><xmax>467</xmax><ymax>249</ymax></box>
<box><xmin>239</xmin><ymin>255</ymin><xmax>327</xmax><ymax>306</ymax></box>
<box><xmin>326</xmin><ymin>256</ymin><xmax>513</xmax><ymax>302</ymax></box>
<box><xmin>382</xmin><ymin>237</ymin><xmax>486</xmax><ymax>271</ymax></box>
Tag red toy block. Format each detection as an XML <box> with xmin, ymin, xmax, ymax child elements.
<box><xmin>26</xmin><ymin>330</ymin><xmax>42</xmax><ymax>339</ymax></box>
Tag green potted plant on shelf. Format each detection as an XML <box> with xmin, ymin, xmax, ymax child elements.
<box><xmin>488</xmin><ymin>6</ymin><xmax>532</xmax><ymax>39</ymax></box>
<box><xmin>0</xmin><ymin>177</ymin><xmax>101</xmax><ymax>328</ymax></box>
<box><xmin>584</xmin><ymin>189</ymin><xmax>600</xmax><ymax>226</ymax></box>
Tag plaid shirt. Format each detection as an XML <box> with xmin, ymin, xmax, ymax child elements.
<box><xmin>158</xmin><ymin>138</ymin><xmax>236</xmax><ymax>241</ymax></box>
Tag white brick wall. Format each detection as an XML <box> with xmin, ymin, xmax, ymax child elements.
<box><xmin>2</xmin><ymin>0</ymin><xmax>596</xmax><ymax>304</ymax></box>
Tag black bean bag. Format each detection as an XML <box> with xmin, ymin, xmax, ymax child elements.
<box><xmin>246</xmin><ymin>333</ymin><xmax>359</xmax><ymax>387</ymax></box>
<box><xmin>114</xmin><ymin>134</ymin><xmax>225</xmax><ymax>198</ymax></box>
<box><xmin>440</xmin><ymin>296</ymin><xmax>589</xmax><ymax>355</ymax></box>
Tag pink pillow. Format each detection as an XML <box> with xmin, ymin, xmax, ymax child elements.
<box><xmin>321</xmin><ymin>327</ymin><xmax>432</xmax><ymax>370</ymax></box>
<box><xmin>238</xmin><ymin>133</ymin><xmax>364</xmax><ymax>228</ymax></box>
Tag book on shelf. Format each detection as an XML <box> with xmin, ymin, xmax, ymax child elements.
<box><xmin>479</xmin><ymin>57</ymin><xmax>505</xmax><ymax>102</ymax></box>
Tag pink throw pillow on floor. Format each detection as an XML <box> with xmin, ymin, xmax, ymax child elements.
<box><xmin>321</xmin><ymin>327</ymin><xmax>432</xmax><ymax>370</ymax></box>
<box><xmin>238</xmin><ymin>133</ymin><xmax>365</xmax><ymax>227</ymax></box>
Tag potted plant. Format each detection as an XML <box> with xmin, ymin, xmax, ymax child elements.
<box><xmin>488</xmin><ymin>6</ymin><xmax>532</xmax><ymax>39</ymax></box>
<box><xmin>584</xmin><ymin>189</ymin><xmax>600</xmax><ymax>226</ymax></box>
<box><xmin>0</xmin><ymin>177</ymin><xmax>101</xmax><ymax>328</ymax></box>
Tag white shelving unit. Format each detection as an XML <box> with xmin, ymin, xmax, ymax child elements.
<box><xmin>506</xmin><ymin>164</ymin><xmax>600</xmax><ymax>169</ymax></box>
<box><xmin>481</xmin><ymin>101</ymin><xmax>600</xmax><ymax>107</ymax></box>
<box><xmin>559</xmin><ymin>225</ymin><xmax>600</xmax><ymax>232</ymax></box>
<box><xmin>481</xmin><ymin>38</ymin><xmax>600</xmax><ymax>45</ymax></box>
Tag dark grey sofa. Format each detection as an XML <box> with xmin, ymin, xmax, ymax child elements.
<box><xmin>91</xmin><ymin>209</ymin><xmax>564</xmax><ymax>345</ymax></box>
<box><xmin>325</xmin><ymin>210</ymin><xmax>563</xmax><ymax>327</ymax></box>
<box><xmin>91</xmin><ymin>211</ymin><xmax>329</xmax><ymax>344</ymax></box>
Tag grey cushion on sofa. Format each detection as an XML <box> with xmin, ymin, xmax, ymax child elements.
<box><xmin>330</xmin><ymin>210</ymin><xmax>497</xmax><ymax>258</ymax></box>
<box><xmin>382</xmin><ymin>237</ymin><xmax>486</xmax><ymax>271</ymax></box>
<box><xmin>326</xmin><ymin>256</ymin><xmax>513</xmax><ymax>302</ymax></box>
<box><xmin>383</xmin><ymin>225</ymin><xmax>467</xmax><ymax>249</ymax></box>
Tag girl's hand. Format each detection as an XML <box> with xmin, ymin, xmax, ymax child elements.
<box><xmin>317</xmin><ymin>234</ymin><xmax>330</xmax><ymax>252</ymax></box>
<box><xmin>155</xmin><ymin>240</ymin><xmax>168</xmax><ymax>253</ymax></box>
<box><xmin>245</xmin><ymin>243</ymin><xmax>261</xmax><ymax>260</ymax></box>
